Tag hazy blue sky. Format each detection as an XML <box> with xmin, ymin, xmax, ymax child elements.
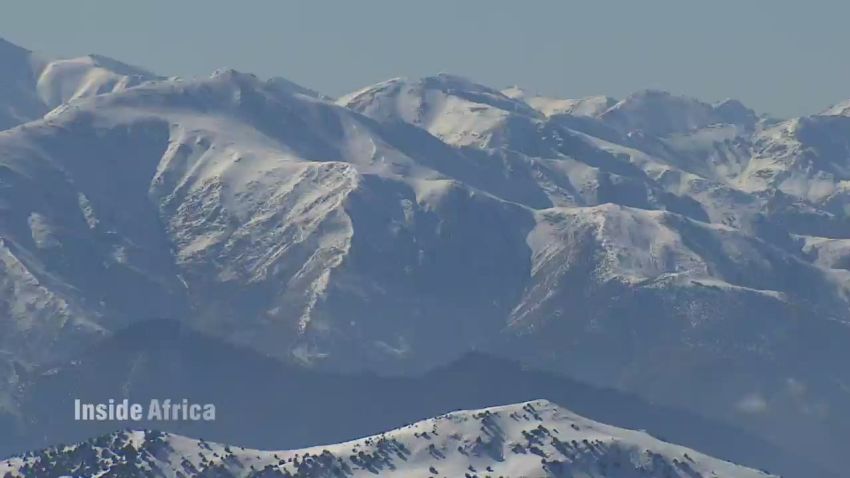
<box><xmin>1</xmin><ymin>0</ymin><xmax>847</xmax><ymax>117</ymax></box>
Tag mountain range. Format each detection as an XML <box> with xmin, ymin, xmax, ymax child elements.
<box><xmin>1</xmin><ymin>37</ymin><xmax>849</xmax><ymax>476</ymax></box>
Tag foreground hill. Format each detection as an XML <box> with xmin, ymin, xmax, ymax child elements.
<box><xmin>0</xmin><ymin>400</ymin><xmax>776</xmax><ymax>478</ymax></box>
<box><xmin>4</xmin><ymin>320</ymin><xmax>822</xmax><ymax>476</ymax></box>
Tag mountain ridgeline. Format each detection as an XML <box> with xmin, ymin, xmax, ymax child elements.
<box><xmin>1</xmin><ymin>400</ymin><xmax>778</xmax><ymax>478</ymax></box>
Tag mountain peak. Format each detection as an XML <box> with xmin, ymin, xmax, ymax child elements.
<box><xmin>501</xmin><ymin>84</ymin><xmax>527</xmax><ymax>99</ymax></box>
<box><xmin>601</xmin><ymin>89</ymin><xmax>757</xmax><ymax>134</ymax></box>
<box><xmin>505</xmin><ymin>89</ymin><xmax>618</xmax><ymax>117</ymax></box>
<box><xmin>339</xmin><ymin>72</ymin><xmax>541</xmax><ymax>142</ymax></box>
<box><xmin>421</xmin><ymin>72</ymin><xmax>492</xmax><ymax>91</ymax></box>
<box><xmin>85</xmin><ymin>53</ymin><xmax>156</xmax><ymax>78</ymax></box>
<box><xmin>210</xmin><ymin>67</ymin><xmax>258</xmax><ymax>82</ymax></box>
<box><xmin>822</xmin><ymin>99</ymin><xmax>850</xmax><ymax>116</ymax></box>
<box><xmin>615</xmin><ymin>89</ymin><xmax>706</xmax><ymax>109</ymax></box>
<box><xmin>714</xmin><ymin>98</ymin><xmax>758</xmax><ymax>125</ymax></box>
<box><xmin>266</xmin><ymin>76</ymin><xmax>327</xmax><ymax>99</ymax></box>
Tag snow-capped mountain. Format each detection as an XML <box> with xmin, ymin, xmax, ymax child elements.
<box><xmin>740</xmin><ymin>116</ymin><xmax>850</xmax><ymax>208</ymax></box>
<box><xmin>338</xmin><ymin>73</ymin><xmax>542</xmax><ymax>149</ymax></box>
<box><xmin>821</xmin><ymin>100</ymin><xmax>850</xmax><ymax>117</ymax></box>
<box><xmin>337</xmin><ymin>77</ymin><xmax>850</xmax><ymax>478</ymax></box>
<box><xmin>1</xmin><ymin>37</ymin><xmax>849</xmax><ymax>475</ymax></box>
<box><xmin>597</xmin><ymin>90</ymin><xmax>758</xmax><ymax>137</ymax></box>
<box><xmin>501</xmin><ymin>86</ymin><xmax>617</xmax><ymax>118</ymax></box>
<box><xmin>0</xmin><ymin>400</ymin><xmax>777</xmax><ymax>478</ymax></box>
<box><xmin>0</xmin><ymin>37</ymin><xmax>158</xmax><ymax>131</ymax></box>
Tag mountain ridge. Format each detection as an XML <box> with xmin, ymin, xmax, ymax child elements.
<box><xmin>0</xmin><ymin>400</ymin><xmax>778</xmax><ymax>478</ymax></box>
